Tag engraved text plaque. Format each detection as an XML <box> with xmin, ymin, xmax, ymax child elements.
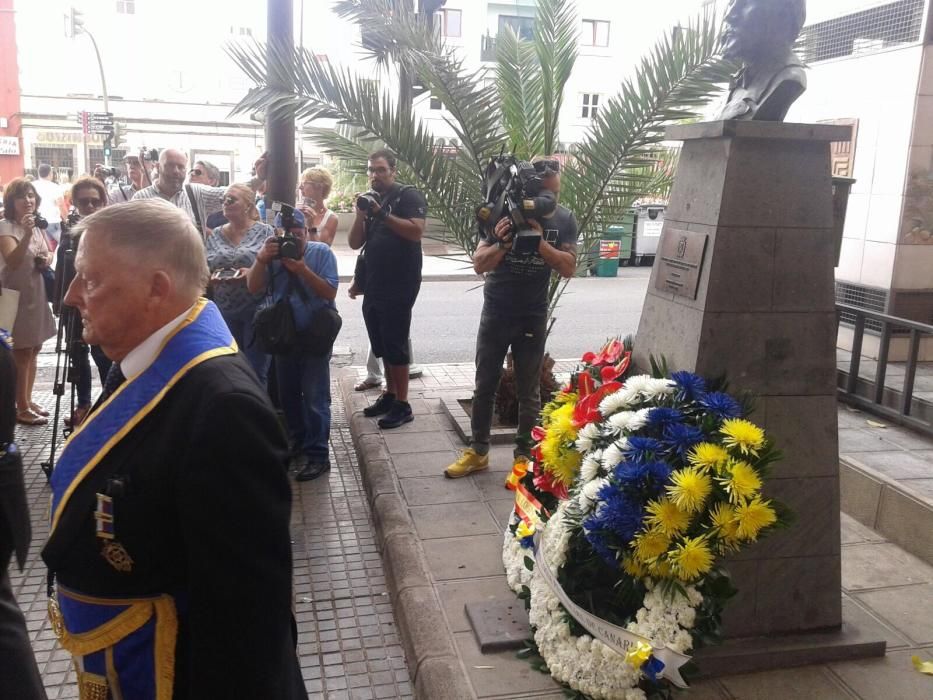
<box><xmin>655</xmin><ymin>228</ymin><xmax>708</xmax><ymax>299</ymax></box>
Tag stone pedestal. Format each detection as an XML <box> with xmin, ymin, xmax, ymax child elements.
<box><xmin>634</xmin><ymin>121</ymin><xmax>885</xmax><ymax>664</ymax></box>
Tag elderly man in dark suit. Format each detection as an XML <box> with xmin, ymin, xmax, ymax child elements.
<box><xmin>42</xmin><ymin>199</ymin><xmax>306</xmax><ymax>699</ymax></box>
<box><xmin>1</xmin><ymin>328</ymin><xmax>47</xmax><ymax>699</ymax></box>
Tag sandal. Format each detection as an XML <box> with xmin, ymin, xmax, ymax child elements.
<box><xmin>354</xmin><ymin>379</ymin><xmax>383</xmax><ymax>392</ymax></box>
<box><xmin>17</xmin><ymin>410</ymin><xmax>48</xmax><ymax>426</ymax></box>
<box><xmin>30</xmin><ymin>403</ymin><xmax>50</xmax><ymax>417</ymax></box>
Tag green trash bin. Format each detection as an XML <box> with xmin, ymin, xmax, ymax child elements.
<box><xmin>594</xmin><ymin>223</ymin><xmax>632</xmax><ymax>277</ymax></box>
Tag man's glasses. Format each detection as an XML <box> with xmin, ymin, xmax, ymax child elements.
<box><xmin>77</xmin><ymin>198</ymin><xmax>102</xmax><ymax>208</ymax></box>
<box><xmin>533</xmin><ymin>159</ymin><xmax>561</xmax><ymax>175</ymax></box>
<box><xmin>222</xmin><ymin>196</ymin><xmax>239</xmax><ymax>205</ymax></box>
<box><xmin>367</xmin><ymin>166</ymin><xmax>391</xmax><ymax>175</ymax></box>
<box><xmin>189</xmin><ymin>168</ymin><xmax>203</xmax><ymax>176</ymax></box>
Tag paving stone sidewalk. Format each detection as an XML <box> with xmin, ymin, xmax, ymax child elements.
<box><xmin>342</xmin><ymin>363</ymin><xmax>933</xmax><ymax>700</ymax></box>
<box><xmin>9</xmin><ymin>348</ymin><xmax>412</xmax><ymax>700</ymax></box>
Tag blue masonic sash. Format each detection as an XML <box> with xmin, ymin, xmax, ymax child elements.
<box><xmin>47</xmin><ymin>298</ymin><xmax>236</xmax><ymax>700</ymax></box>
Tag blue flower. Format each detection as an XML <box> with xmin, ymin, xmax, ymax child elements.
<box><xmin>643</xmin><ymin>656</ymin><xmax>665</xmax><ymax>682</ymax></box>
<box><xmin>614</xmin><ymin>460</ymin><xmax>671</xmax><ymax>496</ymax></box>
<box><xmin>592</xmin><ymin>486</ymin><xmax>644</xmax><ymax>544</ymax></box>
<box><xmin>582</xmin><ymin>525</ymin><xmax>618</xmax><ymax>567</ymax></box>
<box><xmin>700</xmin><ymin>392</ymin><xmax>743</xmax><ymax>419</ymax></box>
<box><xmin>671</xmin><ymin>371</ymin><xmax>706</xmax><ymax>402</ymax></box>
<box><xmin>624</xmin><ymin>437</ymin><xmax>663</xmax><ymax>464</ymax></box>
<box><xmin>646</xmin><ymin>407</ymin><xmax>683</xmax><ymax>429</ymax></box>
<box><xmin>663</xmin><ymin>422</ymin><xmax>706</xmax><ymax>457</ymax></box>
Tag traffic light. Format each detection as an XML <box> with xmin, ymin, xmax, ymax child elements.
<box><xmin>103</xmin><ymin>138</ymin><xmax>112</xmax><ymax>161</ymax></box>
<box><xmin>112</xmin><ymin>122</ymin><xmax>126</xmax><ymax>149</ymax></box>
<box><xmin>69</xmin><ymin>7</ymin><xmax>85</xmax><ymax>37</ymax></box>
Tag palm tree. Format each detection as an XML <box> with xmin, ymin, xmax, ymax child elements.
<box><xmin>228</xmin><ymin>0</ymin><xmax>732</xmax><ymax>322</ymax></box>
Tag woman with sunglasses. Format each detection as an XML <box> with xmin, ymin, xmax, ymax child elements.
<box><xmin>205</xmin><ymin>183</ymin><xmax>273</xmax><ymax>385</ymax></box>
<box><xmin>52</xmin><ymin>177</ymin><xmax>112</xmax><ymax>427</ymax></box>
<box><xmin>0</xmin><ymin>178</ymin><xmax>56</xmax><ymax>425</ymax></box>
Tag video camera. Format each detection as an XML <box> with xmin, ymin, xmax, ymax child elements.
<box><xmin>271</xmin><ymin>201</ymin><xmax>303</xmax><ymax>260</ymax></box>
<box><xmin>476</xmin><ymin>155</ymin><xmax>558</xmax><ymax>255</ymax></box>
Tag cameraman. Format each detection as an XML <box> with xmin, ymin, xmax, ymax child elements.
<box><xmin>247</xmin><ymin>207</ymin><xmax>339</xmax><ymax>483</ymax></box>
<box><xmin>347</xmin><ymin>149</ymin><xmax>427</xmax><ymax>429</ymax></box>
<box><xmin>106</xmin><ymin>154</ymin><xmax>148</xmax><ymax>204</ymax></box>
<box><xmin>445</xmin><ymin>158</ymin><xmax>577</xmax><ymax>481</ymax></box>
<box><xmin>54</xmin><ymin>176</ymin><xmax>112</xmax><ymax>426</ymax></box>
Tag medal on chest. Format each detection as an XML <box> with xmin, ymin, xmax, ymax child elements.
<box><xmin>94</xmin><ymin>490</ymin><xmax>134</xmax><ymax>573</ymax></box>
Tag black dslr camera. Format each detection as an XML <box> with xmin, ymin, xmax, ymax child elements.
<box><xmin>271</xmin><ymin>201</ymin><xmax>303</xmax><ymax>260</ymax></box>
<box><xmin>476</xmin><ymin>155</ymin><xmax>558</xmax><ymax>255</ymax></box>
<box><xmin>356</xmin><ymin>191</ymin><xmax>380</xmax><ymax>213</ymax></box>
<box><xmin>33</xmin><ymin>213</ymin><xmax>49</xmax><ymax>230</ymax></box>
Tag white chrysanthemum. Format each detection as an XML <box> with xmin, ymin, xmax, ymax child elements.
<box><xmin>579</xmin><ymin>454</ymin><xmax>602</xmax><ymax>483</ymax></box>
<box><xmin>608</xmin><ymin>408</ymin><xmax>651</xmax><ymax>434</ymax></box>
<box><xmin>575</xmin><ymin>422</ymin><xmax>600</xmax><ymax>452</ymax></box>
<box><xmin>598</xmin><ymin>388</ymin><xmax>631</xmax><ymax>417</ymax></box>
<box><xmin>600</xmin><ymin>440</ymin><xmax>627</xmax><ymax>472</ymax></box>
<box><xmin>579</xmin><ymin>477</ymin><xmax>609</xmax><ymax>512</ymax></box>
<box><xmin>643</xmin><ymin>377</ymin><xmax>677</xmax><ymax>398</ymax></box>
<box><xmin>502</xmin><ymin>518</ymin><xmax>534</xmax><ymax>593</ymax></box>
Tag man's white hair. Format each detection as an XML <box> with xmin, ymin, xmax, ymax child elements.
<box><xmin>74</xmin><ymin>199</ymin><xmax>209</xmax><ymax>299</ymax></box>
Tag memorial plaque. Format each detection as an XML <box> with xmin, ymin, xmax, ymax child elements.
<box><xmin>655</xmin><ymin>228</ymin><xmax>708</xmax><ymax>299</ymax></box>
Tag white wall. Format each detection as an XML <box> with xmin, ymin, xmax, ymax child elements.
<box><xmin>787</xmin><ymin>46</ymin><xmax>923</xmax><ymax>290</ymax></box>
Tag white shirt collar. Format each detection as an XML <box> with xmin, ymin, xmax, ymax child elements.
<box><xmin>120</xmin><ymin>303</ymin><xmax>197</xmax><ymax>380</ymax></box>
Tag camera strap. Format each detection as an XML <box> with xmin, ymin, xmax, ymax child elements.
<box><xmin>267</xmin><ymin>263</ymin><xmax>310</xmax><ymax>303</ymax></box>
<box><xmin>185</xmin><ymin>184</ymin><xmax>203</xmax><ymax>234</ymax></box>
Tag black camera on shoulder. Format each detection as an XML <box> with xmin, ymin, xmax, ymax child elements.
<box><xmin>356</xmin><ymin>191</ymin><xmax>380</xmax><ymax>214</ymax></box>
<box><xmin>476</xmin><ymin>154</ymin><xmax>557</xmax><ymax>255</ymax></box>
<box><xmin>66</xmin><ymin>210</ymin><xmax>81</xmax><ymax>228</ymax></box>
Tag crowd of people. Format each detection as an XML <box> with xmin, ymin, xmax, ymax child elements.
<box><xmin>0</xmin><ymin>143</ymin><xmax>577</xmax><ymax>697</ymax></box>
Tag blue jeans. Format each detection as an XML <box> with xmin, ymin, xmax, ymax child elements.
<box><xmin>275</xmin><ymin>351</ymin><xmax>331</xmax><ymax>463</ymax></box>
<box><xmin>221</xmin><ymin>305</ymin><xmax>270</xmax><ymax>387</ymax></box>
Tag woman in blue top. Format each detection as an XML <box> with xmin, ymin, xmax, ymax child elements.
<box><xmin>205</xmin><ymin>183</ymin><xmax>272</xmax><ymax>385</ymax></box>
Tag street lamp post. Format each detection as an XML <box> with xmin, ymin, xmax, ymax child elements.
<box><xmin>265</xmin><ymin>0</ymin><xmax>295</xmax><ymax>209</ymax></box>
<box><xmin>68</xmin><ymin>7</ymin><xmax>112</xmax><ymax>167</ymax></box>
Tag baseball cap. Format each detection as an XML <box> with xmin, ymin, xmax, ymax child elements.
<box><xmin>274</xmin><ymin>207</ymin><xmax>306</xmax><ymax>231</ymax></box>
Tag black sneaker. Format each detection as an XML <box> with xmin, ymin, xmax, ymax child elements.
<box><xmin>378</xmin><ymin>401</ymin><xmax>414</xmax><ymax>429</ymax></box>
<box><xmin>296</xmin><ymin>460</ymin><xmax>331</xmax><ymax>482</ymax></box>
<box><xmin>363</xmin><ymin>392</ymin><xmax>396</xmax><ymax>417</ymax></box>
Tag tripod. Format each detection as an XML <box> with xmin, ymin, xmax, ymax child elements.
<box><xmin>40</xmin><ymin>238</ymin><xmax>80</xmax><ymax>480</ymax></box>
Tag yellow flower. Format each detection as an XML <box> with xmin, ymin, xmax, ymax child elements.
<box><xmin>669</xmin><ymin>536</ymin><xmax>715</xmax><ymax>581</ymax></box>
<box><xmin>718</xmin><ymin>460</ymin><xmax>762</xmax><ymax>504</ymax></box>
<box><xmin>633</xmin><ymin>528</ymin><xmax>671</xmax><ymax>563</ymax></box>
<box><xmin>547</xmin><ymin>402</ymin><xmax>577</xmax><ymax>441</ymax></box>
<box><xmin>667</xmin><ymin>467</ymin><xmax>713</xmax><ymax>512</ymax></box>
<box><xmin>734</xmin><ymin>496</ymin><xmax>777</xmax><ymax>540</ymax></box>
<box><xmin>687</xmin><ymin>442</ymin><xmax>730</xmax><ymax>472</ymax></box>
<box><xmin>622</xmin><ymin>556</ymin><xmax>648</xmax><ymax>578</ymax></box>
<box><xmin>709</xmin><ymin>502</ymin><xmax>740</xmax><ymax>542</ymax></box>
<box><xmin>720</xmin><ymin>418</ymin><xmax>766</xmax><ymax>456</ymax></box>
<box><xmin>648</xmin><ymin>558</ymin><xmax>674</xmax><ymax>579</ymax></box>
<box><xmin>541</xmin><ymin>392</ymin><xmax>577</xmax><ymax>419</ymax></box>
<box><xmin>625</xmin><ymin>641</ymin><xmax>653</xmax><ymax>669</ymax></box>
<box><xmin>645</xmin><ymin>498</ymin><xmax>691</xmax><ymax>536</ymax></box>
<box><xmin>516</xmin><ymin>521</ymin><xmax>535</xmax><ymax>539</ymax></box>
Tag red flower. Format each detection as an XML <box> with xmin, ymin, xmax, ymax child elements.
<box><xmin>581</xmin><ymin>351</ymin><xmax>597</xmax><ymax>364</ymax></box>
<box><xmin>577</xmin><ymin>371</ymin><xmax>596</xmax><ymax>398</ymax></box>
<box><xmin>531</xmin><ymin>425</ymin><xmax>547</xmax><ymax>442</ymax></box>
<box><xmin>534</xmin><ymin>469</ymin><xmax>569</xmax><ymax>499</ymax></box>
<box><xmin>600</xmin><ymin>352</ymin><xmax>632</xmax><ymax>382</ymax></box>
<box><xmin>572</xmin><ymin>380</ymin><xmax>624</xmax><ymax>428</ymax></box>
<box><xmin>593</xmin><ymin>338</ymin><xmax>623</xmax><ymax>366</ymax></box>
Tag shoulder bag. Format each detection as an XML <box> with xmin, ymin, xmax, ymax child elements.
<box><xmin>251</xmin><ymin>264</ymin><xmax>299</xmax><ymax>355</ymax></box>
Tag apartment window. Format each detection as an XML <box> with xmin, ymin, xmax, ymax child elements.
<box><xmin>230</xmin><ymin>26</ymin><xmax>252</xmax><ymax>36</ymax></box>
<box><xmin>798</xmin><ymin>0</ymin><xmax>924</xmax><ymax>63</ymax></box>
<box><xmin>580</xmin><ymin>93</ymin><xmax>600</xmax><ymax>120</ymax></box>
<box><xmin>429</xmin><ymin>96</ymin><xmax>443</xmax><ymax>110</ymax></box>
<box><xmin>581</xmin><ymin>19</ymin><xmax>610</xmax><ymax>47</ymax></box>
<box><xmin>499</xmin><ymin>15</ymin><xmax>534</xmax><ymax>41</ymax></box>
<box><xmin>435</xmin><ymin>8</ymin><xmax>462</xmax><ymax>38</ymax></box>
<box><xmin>116</xmin><ymin>0</ymin><xmax>135</xmax><ymax>14</ymax></box>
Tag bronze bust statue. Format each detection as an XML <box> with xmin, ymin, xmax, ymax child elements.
<box><xmin>717</xmin><ymin>0</ymin><xmax>808</xmax><ymax>121</ymax></box>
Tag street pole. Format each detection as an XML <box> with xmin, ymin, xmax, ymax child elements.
<box><xmin>266</xmin><ymin>0</ymin><xmax>295</xmax><ymax>210</ymax></box>
<box><xmin>85</xmin><ymin>30</ymin><xmax>111</xmax><ymax>168</ymax></box>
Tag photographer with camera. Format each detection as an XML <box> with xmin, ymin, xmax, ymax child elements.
<box><xmin>445</xmin><ymin>157</ymin><xmax>577</xmax><ymax>481</ymax></box>
<box><xmin>0</xmin><ymin>178</ymin><xmax>56</xmax><ymax>426</ymax></box>
<box><xmin>247</xmin><ymin>205</ymin><xmax>339</xmax><ymax>482</ymax></box>
<box><xmin>52</xmin><ymin>176</ymin><xmax>113</xmax><ymax>428</ymax></box>
<box><xmin>106</xmin><ymin>153</ymin><xmax>148</xmax><ymax>204</ymax></box>
<box><xmin>348</xmin><ymin>149</ymin><xmax>427</xmax><ymax>429</ymax></box>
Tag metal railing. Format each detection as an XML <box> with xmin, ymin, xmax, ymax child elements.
<box><xmin>837</xmin><ymin>302</ymin><xmax>933</xmax><ymax>435</ymax></box>
<box><xmin>481</xmin><ymin>35</ymin><xmax>497</xmax><ymax>62</ymax></box>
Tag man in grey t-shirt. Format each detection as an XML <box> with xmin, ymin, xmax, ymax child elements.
<box><xmin>445</xmin><ymin>158</ymin><xmax>577</xmax><ymax>481</ymax></box>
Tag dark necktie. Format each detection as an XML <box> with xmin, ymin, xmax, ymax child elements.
<box><xmin>98</xmin><ymin>364</ymin><xmax>126</xmax><ymax>404</ymax></box>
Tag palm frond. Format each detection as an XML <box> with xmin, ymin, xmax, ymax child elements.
<box><xmin>495</xmin><ymin>27</ymin><xmax>543</xmax><ymax>159</ymax></box>
<box><xmin>532</xmin><ymin>0</ymin><xmax>579</xmax><ymax>155</ymax></box>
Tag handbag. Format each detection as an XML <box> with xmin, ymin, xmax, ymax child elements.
<box><xmin>353</xmin><ymin>248</ymin><xmax>367</xmax><ymax>293</ymax></box>
<box><xmin>0</xmin><ymin>285</ymin><xmax>20</xmax><ymax>332</ymax></box>
<box><xmin>252</xmin><ymin>265</ymin><xmax>299</xmax><ymax>355</ymax></box>
<box><xmin>301</xmin><ymin>306</ymin><xmax>342</xmax><ymax>357</ymax></box>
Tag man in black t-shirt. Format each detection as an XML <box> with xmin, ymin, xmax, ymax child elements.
<box><xmin>348</xmin><ymin>150</ymin><xmax>428</xmax><ymax>429</ymax></box>
<box><xmin>445</xmin><ymin>158</ymin><xmax>577</xmax><ymax>481</ymax></box>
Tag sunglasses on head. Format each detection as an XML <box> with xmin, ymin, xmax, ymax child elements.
<box><xmin>189</xmin><ymin>168</ymin><xmax>203</xmax><ymax>176</ymax></box>
<box><xmin>534</xmin><ymin>159</ymin><xmax>561</xmax><ymax>175</ymax></box>
<box><xmin>77</xmin><ymin>197</ymin><xmax>102</xmax><ymax>207</ymax></box>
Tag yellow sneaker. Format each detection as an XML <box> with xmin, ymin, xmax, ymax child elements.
<box><xmin>504</xmin><ymin>455</ymin><xmax>531</xmax><ymax>490</ymax></box>
<box><xmin>444</xmin><ymin>448</ymin><xmax>489</xmax><ymax>479</ymax></box>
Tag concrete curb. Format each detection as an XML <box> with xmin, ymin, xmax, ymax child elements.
<box><xmin>840</xmin><ymin>455</ymin><xmax>933</xmax><ymax>566</ymax></box>
<box><xmin>338</xmin><ymin>368</ymin><xmax>476</xmax><ymax>700</ymax></box>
